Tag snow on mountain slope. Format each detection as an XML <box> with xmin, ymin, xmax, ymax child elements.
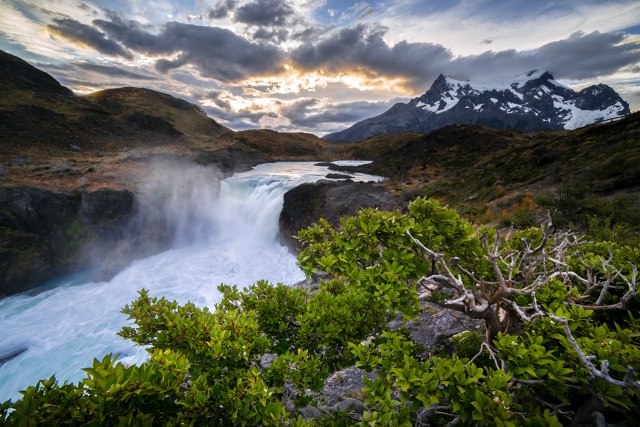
<box><xmin>325</xmin><ymin>71</ymin><xmax>630</xmax><ymax>142</ymax></box>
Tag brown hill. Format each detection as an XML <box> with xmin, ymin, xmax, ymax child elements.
<box><xmin>0</xmin><ymin>50</ymin><xmax>232</xmax><ymax>156</ymax></box>
<box><xmin>0</xmin><ymin>50</ymin><xmax>340</xmax><ymax>191</ymax></box>
<box><xmin>233</xmin><ymin>129</ymin><xmax>334</xmax><ymax>158</ymax></box>
<box><xmin>336</xmin><ymin>113</ymin><xmax>640</xmax><ymax>234</ymax></box>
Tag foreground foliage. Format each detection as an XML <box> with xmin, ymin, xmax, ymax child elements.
<box><xmin>2</xmin><ymin>197</ymin><xmax>639</xmax><ymax>426</ymax></box>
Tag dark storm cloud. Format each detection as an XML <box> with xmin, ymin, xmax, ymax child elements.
<box><xmin>47</xmin><ymin>18</ymin><xmax>132</xmax><ymax>59</ymax></box>
<box><xmin>292</xmin><ymin>25</ymin><xmax>640</xmax><ymax>90</ymax></box>
<box><xmin>531</xmin><ymin>31</ymin><xmax>640</xmax><ymax>79</ymax></box>
<box><xmin>291</xmin><ymin>24</ymin><xmax>452</xmax><ymax>87</ymax></box>
<box><xmin>206</xmin><ymin>91</ymin><xmax>232</xmax><ymax>110</ymax></box>
<box><xmin>253</xmin><ymin>28</ymin><xmax>289</xmax><ymax>43</ymax></box>
<box><xmin>280</xmin><ymin>97</ymin><xmax>401</xmax><ymax>127</ymax></box>
<box><xmin>235</xmin><ymin>0</ymin><xmax>295</xmax><ymax>27</ymax></box>
<box><xmin>93</xmin><ymin>16</ymin><xmax>165</xmax><ymax>53</ymax></box>
<box><xmin>449</xmin><ymin>31</ymin><xmax>640</xmax><ymax>82</ymax></box>
<box><xmin>208</xmin><ymin>0</ymin><xmax>237</xmax><ymax>19</ymax></box>
<box><xmin>291</xmin><ymin>27</ymin><xmax>329</xmax><ymax>43</ymax></box>
<box><xmin>94</xmin><ymin>19</ymin><xmax>285</xmax><ymax>82</ymax></box>
<box><xmin>480</xmin><ymin>39</ymin><xmax>493</xmax><ymax>45</ymax></box>
<box><xmin>203</xmin><ymin>104</ymin><xmax>270</xmax><ymax>130</ymax></box>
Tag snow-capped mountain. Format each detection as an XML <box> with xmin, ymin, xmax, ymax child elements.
<box><xmin>324</xmin><ymin>70</ymin><xmax>630</xmax><ymax>142</ymax></box>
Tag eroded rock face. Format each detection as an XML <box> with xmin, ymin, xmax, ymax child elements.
<box><xmin>279</xmin><ymin>180</ymin><xmax>397</xmax><ymax>253</ymax></box>
<box><xmin>0</xmin><ymin>187</ymin><xmax>142</xmax><ymax>298</ymax></box>
<box><xmin>79</xmin><ymin>189</ymin><xmax>136</xmax><ymax>225</ymax></box>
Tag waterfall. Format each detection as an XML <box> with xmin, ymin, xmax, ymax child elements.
<box><xmin>0</xmin><ymin>161</ymin><xmax>382</xmax><ymax>402</ymax></box>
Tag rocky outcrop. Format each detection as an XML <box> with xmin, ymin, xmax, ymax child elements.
<box><xmin>0</xmin><ymin>186</ymin><xmax>153</xmax><ymax>298</ymax></box>
<box><xmin>279</xmin><ymin>180</ymin><xmax>397</xmax><ymax>252</ymax></box>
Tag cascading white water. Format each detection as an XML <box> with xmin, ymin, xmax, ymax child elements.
<box><xmin>0</xmin><ymin>161</ymin><xmax>382</xmax><ymax>402</ymax></box>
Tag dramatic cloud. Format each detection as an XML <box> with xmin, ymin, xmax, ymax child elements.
<box><xmin>93</xmin><ymin>16</ymin><xmax>165</xmax><ymax>53</ymax></box>
<box><xmin>292</xmin><ymin>25</ymin><xmax>640</xmax><ymax>90</ymax></box>
<box><xmin>203</xmin><ymin>104</ymin><xmax>270</xmax><ymax>129</ymax></box>
<box><xmin>449</xmin><ymin>31</ymin><xmax>640</xmax><ymax>82</ymax></box>
<box><xmin>235</xmin><ymin>0</ymin><xmax>295</xmax><ymax>27</ymax></box>
<box><xmin>208</xmin><ymin>0</ymin><xmax>237</xmax><ymax>19</ymax></box>
<box><xmin>279</xmin><ymin>97</ymin><xmax>401</xmax><ymax>128</ymax></box>
<box><xmin>291</xmin><ymin>24</ymin><xmax>452</xmax><ymax>87</ymax></box>
<box><xmin>531</xmin><ymin>31</ymin><xmax>640</xmax><ymax>79</ymax></box>
<box><xmin>94</xmin><ymin>19</ymin><xmax>286</xmax><ymax>81</ymax></box>
<box><xmin>253</xmin><ymin>28</ymin><xmax>289</xmax><ymax>43</ymax></box>
<box><xmin>47</xmin><ymin>18</ymin><xmax>132</xmax><ymax>59</ymax></box>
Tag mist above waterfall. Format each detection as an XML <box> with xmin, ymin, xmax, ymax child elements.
<box><xmin>136</xmin><ymin>162</ymin><xmax>224</xmax><ymax>246</ymax></box>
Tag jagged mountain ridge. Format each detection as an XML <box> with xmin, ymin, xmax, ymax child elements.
<box><xmin>324</xmin><ymin>70</ymin><xmax>630</xmax><ymax>142</ymax></box>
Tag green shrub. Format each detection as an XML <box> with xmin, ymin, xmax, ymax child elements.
<box><xmin>2</xmin><ymin>197</ymin><xmax>639</xmax><ymax>426</ymax></box>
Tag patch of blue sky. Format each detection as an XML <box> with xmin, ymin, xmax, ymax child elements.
<box><xmin>313</xmin><ymin>0</ymin><xmax>386</xmax><ymax>24</ymax></box>
<box><xmin>450</xmin><ymin>0</ymin><xmax>618</xmax><ymax>21</ymax></box>
<box><xmin>90</xmin><ymin>0</ymin><xmax>132</xmax><ymax>14</ymax></box>
<box><xmin>621</xmin><ymin>24</ymin><xmax>640</xmax><ymax>34</ymax></box>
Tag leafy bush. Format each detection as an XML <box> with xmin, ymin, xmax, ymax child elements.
<box><xmin>2</xmin><ymin>197</ymin><xmax>639</xmax><ymax>426</ymax></box>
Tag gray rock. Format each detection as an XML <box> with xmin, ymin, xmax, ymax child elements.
<box><xmin>297</xmin><ymin>406</ymin><xmax>323</xmax><ymax>419</ymax></box>
<box><xmin>79</xmin><ymin>189</ymin><xmax>136</xmax><ymax>225</ymax></box>
<box><xmin>390</xmin><ymin>302</ymin><xmax>482</xmax><ymax>350</ymax></box>
<box><xmin>0</xmin><ymin>186</ymin><xmax>143</xmax><ymax>297</ymax></box>
<box><xmin>279</xmin><ymin>180</ymin><xmax>397</xmax><ymax>252</ymax></box>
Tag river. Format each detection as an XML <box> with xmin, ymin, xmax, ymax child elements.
<box><xmin>0</xmin><ymin>161</ymin><xmax>383</xmax><ymax>402</ymax></box>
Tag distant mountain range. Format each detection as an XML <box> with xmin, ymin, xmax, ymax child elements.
<box><xmin>324</xmin><ymin>70</ymin><xmax>630</xmax><ymax>142</ymax></box>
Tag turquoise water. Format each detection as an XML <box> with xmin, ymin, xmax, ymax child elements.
<box><xmin>0</xmin><ymin>161</ymin><xmax>382</xmax><ymax>402</ymax></box>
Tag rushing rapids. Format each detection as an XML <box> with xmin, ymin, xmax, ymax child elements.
<box><xmin>0</xmin><ymin>161</ymin><xmax>382</xmax><ymax>402</ymax></box>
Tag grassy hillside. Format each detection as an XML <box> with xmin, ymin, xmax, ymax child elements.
<box><xmin>337</xmin><ymin>113</ymin><xmax>640</xmax><ymax>236</ymax></box>
<box><xmin>232</xmin><ymin>129</ymin><xmax>335</xmax><ymax>159</ymax></box>
<box><xmin>0</xmin><ymin>50</ymin><xmax>343</xmax><ymax>191</ymax></box>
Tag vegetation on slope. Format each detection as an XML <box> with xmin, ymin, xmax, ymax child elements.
<box><xmin>337</xmin><ymin>113</ymin><xmax>640</xmax><ymax>242</ymax></box>
<box><xmin>2</xmin><ymin>198</ymin><xmax>638</xmax><ymax>426</ymax></box>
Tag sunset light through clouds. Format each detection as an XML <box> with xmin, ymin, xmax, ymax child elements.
<box><xmin>1</xmin><ymin>0</ymin><xmax>639</xmax><ymax>135</ymax></box>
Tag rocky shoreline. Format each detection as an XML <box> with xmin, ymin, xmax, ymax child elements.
<box><xmin>1</xmin><ymin>164</ymin><xmax>396</xmax><ymax>298</ymax></box>
<box><xmin>0</xmin><ymin>186</ymin><xmax>151</xmax><ymax>298</ymax></box>
<box><xmin>279</xmin><ymin>179</ymin><xmax>398</xmax><ymax>253</ymax></box>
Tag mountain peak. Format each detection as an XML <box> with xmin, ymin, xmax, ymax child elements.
<box><xmin>430</xmin><ymin>74</ymin><xmax>449</xmax><ymax>87</ymax></box>
<box><xmin>324</xmin><ymin>71</ymin><xmax>629</xmax><ymax>142</ymax></box>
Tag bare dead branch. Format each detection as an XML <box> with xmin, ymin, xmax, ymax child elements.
<box><xmin>548</xmin><ymin>312</ymin><xmax>640</xmax><ymax>390</ymax></box>
<box><xmin>522</xmin><ymin>291</ymin><xmax>640</xmax><ymax>390</ymax></box>
<box><xmin>468</xmin><ymin>341</ymin><xmax>502</xmax><ymax>370</ymax></box>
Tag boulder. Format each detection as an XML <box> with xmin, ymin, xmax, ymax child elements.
<box><xmin>279</xmin><ymin>180</ymin><xmax>397</xmax><ymax>252</ymax></box>
<box><xmin>0</xmin><ymin>186</ymin><xmax>140</xmax><ymax>297</ymax></box>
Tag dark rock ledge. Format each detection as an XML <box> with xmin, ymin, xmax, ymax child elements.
<box><xmin>0</xmin><ymin>186</ymin><xmax>169</xmax><ymax>298</ymax></box>
<box><xmin>278</xmin><ymin>180</ymin><xmax>398</xmax><ymax>253</ymax></box>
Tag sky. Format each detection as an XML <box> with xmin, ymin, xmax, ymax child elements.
<box><xmin>1</xmin><ymin>0</ymin><xmax>640</xmax><ymax>136</ymax></box>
